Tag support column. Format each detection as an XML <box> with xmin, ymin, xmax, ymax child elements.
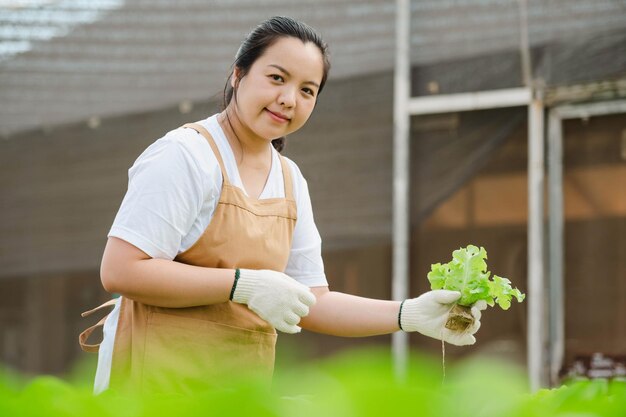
<box><xmin>392</xmin><ymin>0</ymin><xmax>411</xmax><ymax>382</ymax></box>
<box><xmin>547</xmin><ymin>110</ymin><xmax>564</xmax><ymax>386</ymax></box>
<box><xmin>527</xmin><ymin>90</ymin><xmax>546</xmax><ymax>391</ymax></box>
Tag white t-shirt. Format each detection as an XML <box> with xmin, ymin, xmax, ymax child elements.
<box><xmin>93</xmin><ymin>114</ymin><xmax>328</xmax><ymax>394</ymax></box>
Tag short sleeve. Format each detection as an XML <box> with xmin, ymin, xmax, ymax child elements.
<box><xmin>284</xmin><ymin>160</ymin><xmax>328</xmax><ymax>287</ymax></box>
<box><xmin>108</xmin><ymin>134</ymin><xmax>208</xmax><ymax>259</ymax></box>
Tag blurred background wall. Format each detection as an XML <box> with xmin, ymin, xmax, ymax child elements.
<box><xmin>0</xmin><ymin>0</ymin><xmax>625</xmax><ymax>382</ymax></box>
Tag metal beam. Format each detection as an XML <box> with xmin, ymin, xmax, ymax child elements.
<box><xmin>554</xmin><ymin>100</ymin><xmax>626</xmax><ymax>119</ymax></box>
<box><xmin>392</xmin><ymin>0</ymin><xmax>411</xmax><ymax>382</ymax></box>
<box><xmin>407</xmin><ymin>88</ymin><xmax>531</xmax><ymax>115</ymax></box>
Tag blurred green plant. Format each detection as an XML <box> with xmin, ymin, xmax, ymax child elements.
<box><xmin>1</xmin><ymin>348</ymin><xmax>624</xmax><ymax>417</ymax></box>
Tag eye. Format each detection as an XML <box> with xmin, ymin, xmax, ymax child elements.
<box><xmin>269</xmin><ymin>74</ymin><xmax>284</xmax><ymax>82</ymax></box>
<box><xmin>302</xmin><ymin>87</ymin><xmax>316</xmax><ymax>97</ymax></box>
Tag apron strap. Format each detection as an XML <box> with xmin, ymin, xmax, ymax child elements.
<box><xmin>183</xmin><ymin>122</ymin><xmax>294</xmax><ymax>202</ymax></box>
<box><xmin>79</xmin><ymin>315</ymin><xmax>109</xmax><ymax>353</ymax></box>
<box><xmin>278</xmin><ymin>156</ymin><xmax>295</xmax><ymax>202</ymax></box>
<box><xmin>80</xmin><ymin>298</ymin><xmax>117</xmax><ymax>317</ymax></box>
<box><xmin>182</xmin><ymin>123</ymin><xmax>230</xmax><ymax>184</ymax></box>
<box><xmin>78</xmin><ymin>298</ymin><xmax>118</xmax><ymax>353</ymax></box>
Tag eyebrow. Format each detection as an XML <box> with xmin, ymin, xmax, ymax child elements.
<box><xmin>267</xmin><ymin>64</ymin><xmax>320</xmax><ymax>89</ymax></box>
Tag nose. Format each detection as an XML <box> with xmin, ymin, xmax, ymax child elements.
<box><xmin>278</xmin><ymin>86</ymin><xmax>296</xmax><ymax>108</ymax></box>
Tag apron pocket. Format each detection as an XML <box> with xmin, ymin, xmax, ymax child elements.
<box><xmin>142</xmin><ymin>311</ymin><xmax>277</xmax><ymax>393</ymax></box>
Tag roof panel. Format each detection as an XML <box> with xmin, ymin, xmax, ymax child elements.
<box><xmin>1</xmin><ymin>0</ymin><xmax>624</xmax><ymax>137</ymax></box>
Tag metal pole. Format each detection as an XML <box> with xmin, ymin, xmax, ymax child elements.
<box><xmin>517</xmin><ymin>0</ymin><xmax>532</xmax><ymax>87</ymax></box>
<box><xmin>528</xmin><ymin>90</ymin><xmax>546</xmax><ymax>391</ymax></box>
<box><xmin>392</xmin><ymin>0</ymin><xmax>411</xmax><ymax>382</ymax></box>
<box><xmin>547</xmin><ymin>110</ymin><xmax>564</xmax><ymax>386</ymax></box>
<box><xmin>407</xmin><ymin>88</ymin><xmax>531</xmax><ymax>115</ymax></box>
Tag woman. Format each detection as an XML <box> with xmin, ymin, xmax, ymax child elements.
<box><xmin>79</xmin><ymin>16</ymin><xmax>485</xmax><ymax>395</ymax></box>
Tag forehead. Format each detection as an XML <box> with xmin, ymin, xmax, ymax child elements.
<box><xmin>254</xmin><ymin>37</ymin><xmax>324</xmax><ymax>83</ymax></box>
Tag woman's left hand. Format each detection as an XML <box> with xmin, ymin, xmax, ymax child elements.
<box><xmin>399</xmin><ymin>290</ymin><xmax>487</xmax><ymax>346</ymax></box>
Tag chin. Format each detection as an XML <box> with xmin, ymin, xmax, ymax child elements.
<box><xmin>252</xmin><ymin>130</ymin><xmax>281</xmax><ymax>143</ymax></box>
<box><xmin>261</xmin><ymin>127</ymin><xmax>290</xmax><ymax>140</ymax></box>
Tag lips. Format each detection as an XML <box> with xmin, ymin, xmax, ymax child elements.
<box><xmin>265</xmin><ymin>108</ymin><xmax>290</xmax><ymax>122</ymax></box>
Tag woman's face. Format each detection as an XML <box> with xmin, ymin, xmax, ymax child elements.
<box><xmin>231</xmin><ymin>36</ymin><xmax>324</xmax><ymax>141</ymax></box>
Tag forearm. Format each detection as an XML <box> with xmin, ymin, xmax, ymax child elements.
<box><xmin>112</xmin><ymin>260</ymin><xmax>235</xmax><ymax>308</ymax></box>
<box><xmin>101</xmin><ymin>238</ymin><xmax>235</xmax><ymax>308</ymax></box>
<box><xmin>300</xmin><ymin>290</ymin><xmax>402</xmax><ymax>337</ymax></box>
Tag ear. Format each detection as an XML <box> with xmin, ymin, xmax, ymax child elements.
<box><xmin>231</xmin><ymin>66</ymin><xmax>242</xmax><ymax>89</ymax></box>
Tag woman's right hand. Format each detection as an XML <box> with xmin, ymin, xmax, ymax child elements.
<box><xmin>231</xmin><ymin>269</ymin><xmax>316</xmax><ymax>333</ymax></box>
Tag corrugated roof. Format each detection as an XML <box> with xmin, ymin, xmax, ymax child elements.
<box><xmin>1</xmin><ymin>0</ymin><xmax>625</xmax><ymax>137</ymax></box>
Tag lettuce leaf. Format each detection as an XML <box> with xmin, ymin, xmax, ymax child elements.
<box><xmin>427</xmin><ymin>245</ymin><xmax>525</xmax><ymax>309</ymax></box>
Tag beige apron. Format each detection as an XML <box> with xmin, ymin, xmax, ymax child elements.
<box><xmin>79</xmin><ymin>122</ymin><xmax>297</xmax><ymax>394</ymax></box>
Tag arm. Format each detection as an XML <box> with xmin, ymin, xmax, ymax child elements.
<box><xmin>101</xmin><ymin>237</ymin><xmax>235</xmax><ymax>308</ymax></box>
<box><xmin>300</xmin><ymin>286</ymin><xmax>486</xmax><ymax>345</ymax></box>
<box><xmin>101</xmin><ymin>237</ymin><xmax>315</xmax><ymax>334</ymax></box>
<box><xmin>299</xmin><ymin>286</ymin><xmax>401</xmax><ymax>337</ymax></box>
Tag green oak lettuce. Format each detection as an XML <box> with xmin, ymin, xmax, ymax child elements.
<box><xmin>427</xmin><ymin>245</ymin><xmax>525</xmax><ymax>309</ymax></box>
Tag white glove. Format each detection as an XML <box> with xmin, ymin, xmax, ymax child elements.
<box><xmin>399</xmin><ymin>290</ymin><xmax>487</xmax><ymax>346</ymax></box>
<box><xmin>231</xmin><ymin>269</ymin><xmax>316</xmax><ymax>334</ymax></box>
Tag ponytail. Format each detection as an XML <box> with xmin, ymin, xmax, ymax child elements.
<box><xmin>271</xmin><ymin>137</ymin><xmax>286</xmax><ymax>152</ymax></box>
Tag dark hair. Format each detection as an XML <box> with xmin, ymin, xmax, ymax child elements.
<box><xmin>222</xmin><ymin>16</ymin><xmax>331</xmax><ymax>153</ymax></box>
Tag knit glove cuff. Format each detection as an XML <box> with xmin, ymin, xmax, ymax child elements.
<box><xmin>230</xmin><ymin>268</ymin><xmax>316</xmax><ymax>334</ymax></box>
<box><xmin>231</xmin><ymin>268</ymin><xmax>261</xmax><ymax>304</ymax></box>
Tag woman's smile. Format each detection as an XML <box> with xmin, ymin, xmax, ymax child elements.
<box><xmin>265</xmin><ymin>108</ymin><xmax>291</xmax><ymax>123</ymax></box>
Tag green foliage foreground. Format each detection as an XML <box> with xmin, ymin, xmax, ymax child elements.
<box><xmin>1</xmin><ymin>348</ymin><xmax>625</xmax><ymax>417</ymax></box>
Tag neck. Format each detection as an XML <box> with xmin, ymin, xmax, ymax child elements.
<box><xmin>217</xmin><ymin>109</ymin><xmax>271</xmax><ymax>168</ymax></box>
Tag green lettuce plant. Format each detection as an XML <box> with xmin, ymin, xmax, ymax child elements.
<box><xmin>427</xmin><ymin>245</ymin><xmax>525</xmax><ymax>331</ymax></box>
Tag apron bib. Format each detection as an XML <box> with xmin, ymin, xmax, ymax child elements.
<box><xmin>80</xmin><ymin>122</ymin><xmax>297</xmax><ymax>394</ymax></box>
